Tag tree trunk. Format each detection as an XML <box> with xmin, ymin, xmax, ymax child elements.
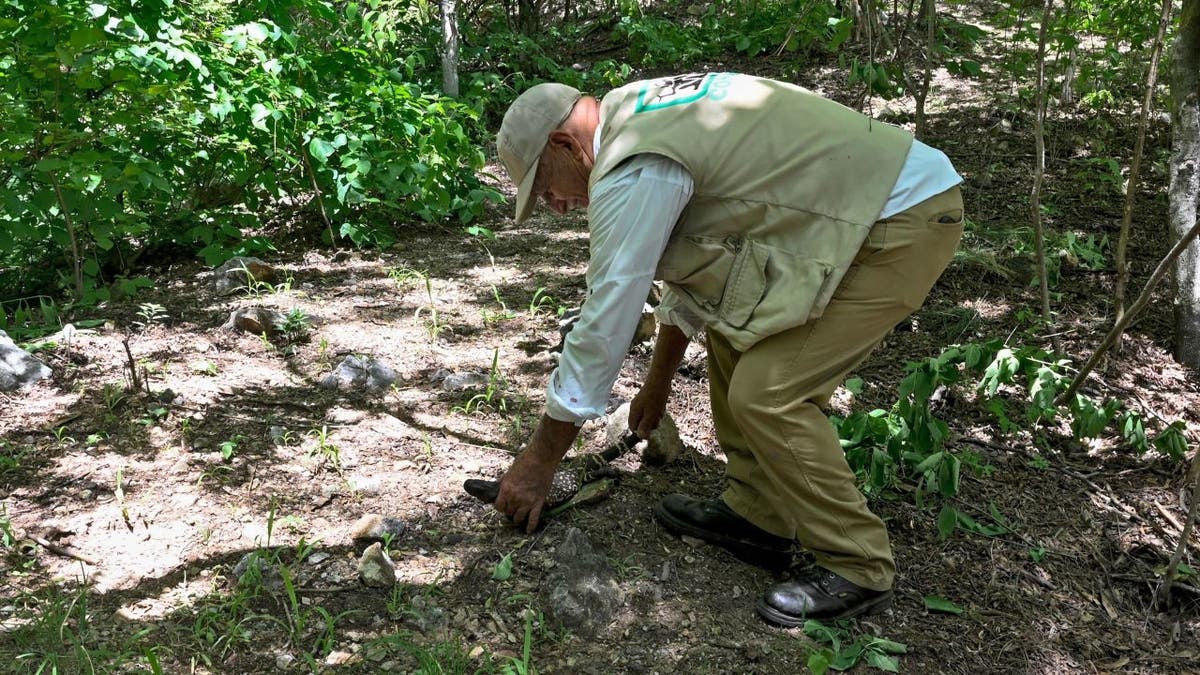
<box><xmin>1174</xmin><ymin>0</ymin><xmax>1200</xmax><ymax>369</ymax></box>
<box><xmin>517</xmin><ymin>0</ymin><xmax>539</xmax><ymax>33</ymax></box>
<box><xmin>913</xmin><ymin>0</ymin><xmax>935</xmax><ymax>139</ymax></box>
<box><xmin>1114</xmin><ymin>0</ymin><xmax>1173</xmax><ymax>325</ymax></box>
<box><xmin>441</xmin><ymin>0</ymin><xmax>460</xmax><ymax>97</ymax></box>
<box><xmin>1031</xmin><ymin>0</ymin><xmax>1055</xmax><ymax>331</ymax></box>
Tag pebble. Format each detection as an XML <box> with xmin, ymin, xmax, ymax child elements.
<box><xmin>275</xmin><ymin>653</ymin><xmax>295</xmax><ymax>670</ymax></box>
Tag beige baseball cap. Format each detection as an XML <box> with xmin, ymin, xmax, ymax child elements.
<box><xmin>497</xmin><ymin>83</ymin><xmax>582</xmax><ymax>223</ymax></box>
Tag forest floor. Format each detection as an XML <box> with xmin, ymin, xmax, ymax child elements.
<box><xmin>4</xmin><ymin>19</ymin><xmax>1200</xmax><ymax>675</ymax></box>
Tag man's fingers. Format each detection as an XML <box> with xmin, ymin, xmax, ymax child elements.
<box><xmin>525</xmin><ymin>503</ymin><xmax>544</xmax><ymax>534</ymax></box>
<box><xmin>511</xmin><ymin>504</ymin><xmax>531</xmax><ymax>530</ymax></box>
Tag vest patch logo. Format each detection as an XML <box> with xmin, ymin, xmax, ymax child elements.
<box><xmin>634</xmin><ymin>72</ymin><xmax>734</xmax><ymax>113</ymax></box>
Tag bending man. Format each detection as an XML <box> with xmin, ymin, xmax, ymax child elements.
<box><xmin>493</xmin><ymin>72</ymin><xmax>963</xmax><ymax>623</ymax></box>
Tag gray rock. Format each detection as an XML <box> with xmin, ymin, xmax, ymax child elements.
<box><xmin>319</xmin><ymin>355</ymin><xmax>397</xmax><ymax>392</ymax></box>
<box><xmin>350</xmin><ymin>513</ymin><xmax>407</xmax><ymax>544</ymax></box>
<box><xmin>605</xmin><ymin>401</ymin><xmax>683</xmax><ymax>466</ymax></box>
<box><xmin>358</xmin><ymin>542</ymin><xmax>396</xmax><ymax>589</ymax></box>
<box><xmin>214</xmin><ymin>256</ymin><xmax>276</xmax><ymax>295</ymax></box>
<box><xmin>0</xmin><ymin>330</ymin><xmax>52</xmax><ymax>391</ymax></box>
<box><xmin>441</xmin><ymin>371</ymin><xmax>488</xmax><ymax>391</ymax></box>
<box><xmin>542</xmin><ymin>527</ymin><xmax>623</xmax><ymax>636</ymax></box>
<box><xmin>232</xmin><ymin>551</ymin><xmax>284</xmax><ymax>591</ymax></box>
<box><xmin>221</xmin><ymin>306</ymin><xmax>286</xmax><ymax>336</ymax></box>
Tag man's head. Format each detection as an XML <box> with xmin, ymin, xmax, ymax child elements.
<box><xmin>497</xmin><ymin>83</ymin><xmax>593</xmax><ymax>222</ymax></box>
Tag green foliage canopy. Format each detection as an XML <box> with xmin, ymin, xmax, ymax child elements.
<box><xmin>0</xmin><ymin>0</ymin><xmax>497</xmax><ymax>303</ymax></box>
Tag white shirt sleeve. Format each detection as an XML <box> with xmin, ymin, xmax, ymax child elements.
<box><xmin>545</xmin><ymin>154</ymin><xmax>694</xmax><ymax>424</ymax></box>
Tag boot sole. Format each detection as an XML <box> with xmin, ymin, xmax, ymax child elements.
<box><xmin>755</xmin><ymin>590</ymin><xmax>894</xmax><ymax>627</ymax></box>
<box><xmin>654</xmin><ymin>501</ymin><xmax>793</xmax><ymax>570</ymax></box>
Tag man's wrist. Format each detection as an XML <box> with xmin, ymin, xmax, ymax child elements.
<box><xmin>528</xmin><ymin>414</ymin><xmax>580</xmax><ymax>463</ymax></box>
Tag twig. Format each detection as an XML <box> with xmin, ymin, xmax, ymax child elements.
<box><xmin>1157</xmin><ymin>449</ymin><xmax>1200</xmax><ymax>608</ymax></box>
<box><xmin>1058</xmin><ymin>217</ymin><xmax>1200</xmax><ymax>406</ymax></box>
<box><xmin>121</xmin><ymin>336</ymin><xmax>140</xmax><ymax>393</ymax></box>
<box><xmin>28</xmin><ymin>535</ymin><xmax>98</xmax><ymax>565</ymax></box>
<box><xmin>1154</xmin><ymin>500</ymin><xmax>1185</xmax><ymax>533</ymax></box>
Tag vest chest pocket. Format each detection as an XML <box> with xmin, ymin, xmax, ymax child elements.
<box><xmin>656</xmin><ymin>235</ymin><xmax>769</xmax><ymax>328</ymax></box>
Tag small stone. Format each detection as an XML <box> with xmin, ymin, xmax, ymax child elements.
<box><xmin>306</xmin><ymin>551</ymin><xmax>332</xmax><ymax>565</ymax></box>
<box><xmin>214</xmin><ymin>256</ymin><xmax>276</xmax><ymax>295</ymax></box>
<box><xmin>358</xmin><ymin>542</ymin><xmax>396</xmax><ymax>589</ymax></box>
<box><xmin>221</xmin><ymin>306</ymin><xmax>286</xmax><ymax>336</ymax></box>
<box><xmin>350</xmin><ymin>514</ymin><xmax>407</xmax><ymax>544</ymax></box>
<box><xmin>319</xmin><ymin>356</ymin><xmax>397</xmax><ymax>393</ymax></box>
<box><xmin>680</xmin><ymin>535</ymin><xmax>705</xmax><ymax>547</ymax></box>
<box><xmin>324</xmin><ymin>650</ymin><xmax>355</xmax><ymax>666</ymax></box>
<box><xmin>346</xmin><ymin>475</ymin><xmax>382</xmax><ymax>495</ymax></box>
<box><xmin>442</xmin><ymin>371</ymin><xmax>488</xmax><ymax>391</ymax></box>
<box><xmin>275</xmin><ymin>653</ymin><xmax>295</xmax><ymax>670</ymax></box>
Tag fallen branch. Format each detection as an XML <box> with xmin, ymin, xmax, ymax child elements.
<box><xmin>1058</xmin><ymin>218</ymin><xmax>1200</xmax><ymax>406</ymax></box>
<box><xmin>1157</xmin><ymin>447</ymin><xmax>1200</xmax><ymax>608</ymax></box>
<box><xmin>28</xmin><ymin>534</ymin><xmax>98</xmax><ymax>565</ymax></box>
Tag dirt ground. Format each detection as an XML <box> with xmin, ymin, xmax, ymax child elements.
<box><xmin>4</xmin><ymin>20</ymin><xmax>1200</xmax><ymax>675</ymax></box>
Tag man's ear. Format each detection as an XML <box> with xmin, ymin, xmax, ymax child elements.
<box><xmin>547</xmin><ymin>129</ymin><xmax>584</xmax><ymax>160</ymax></box>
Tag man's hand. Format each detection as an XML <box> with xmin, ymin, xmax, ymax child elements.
<box><xmin>629</xmin><ymin>381</ymin><xmax>669</xmax><ymax>438</ymax></box>
<box><xmin>494</xmin><ymin>414</ymin><xmax>580</xmax><ymax>533</ymax></box>
<box><xmin>495</xmin><ymin>449</ymin><xmax>558</xmax><ymax>533</ymax></box>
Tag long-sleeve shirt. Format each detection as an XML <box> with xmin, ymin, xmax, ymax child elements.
<box><xmin>544</xmin><ymin>132</ymin><xmax>962</xmax><ymax>425</ymax></box>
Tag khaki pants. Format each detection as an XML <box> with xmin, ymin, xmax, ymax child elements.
<box><xmin>707</xmin><ymin>186</ymin><xmax>964</xmax><ymax>591</ymax></box>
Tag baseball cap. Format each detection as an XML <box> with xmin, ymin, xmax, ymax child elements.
<box><xmin>497</xmin><ymin>83</ymin><xmax>582</xmax><ymax>223</ymax></box>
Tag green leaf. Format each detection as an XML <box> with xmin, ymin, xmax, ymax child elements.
<box><xmin>923</xmin><ymin>595</ymin><xmax>963</xmax><ymax>614</ymax></box>
<box><xmin>870</xmin><ymin>638</ymin><xmax>908</xmax><ymax>654</ymax></box>
<box><xmin>936</xmin><ymin>504</ymin><xmax>957</xmax><ymax>539</ymax></box>
<box><xmin>913</xmin><ymin>451</ymin><xmax>944</xmax><ymax>475</ymax></box>
<box><xmin>250</xmin><ymin>103</ymin><xmax>273</xmax><ymax>131</ymax></box>
<box><xmin>865</xmin><ymin>651</ymin><xmax>900</xmax><ymax>672</ymax></box>
<box><xmin>491</xmin><ymin>553</ymin><xmax>513</xmax><ymax>581</ymax></box>
<box><xmin>807</xmin><ymin>649</ymin><xmax>831</xmax><ymax>675</ymax></box>
<box><xmin>309</xmin><ymin>137</ymin><xmax>335</xmax><ymax>163</ymax></box>
<box><xmin>937</xmin><ymin>454</ymin><xmax>960</xmax><ymax>497</ymax></box>
<box><xmin>844</xmin><ymin>377</ymin><xmax>864</xmax><ymax>395</ymax></box>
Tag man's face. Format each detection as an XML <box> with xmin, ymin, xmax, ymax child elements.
<box><xmin>532</xmin><ymin>137</ymin><xmax>590</xmax><ymax>215</ymax></box>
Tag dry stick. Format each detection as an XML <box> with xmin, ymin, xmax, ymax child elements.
<box><xmin>300</xmin><ymin>145</ymin><xmax>337</xmax><ymax>248</ymax></box>
<box><xmin>50</xmin><ymin>178</ymin><xmax>84</xmax><ymax>299</ymax></box>
<box><xmin>1157</xmin><ymin>449</ymin><xmax>1200</xmax><ymax>608</ymax></box>
<box><xmin>1057</xmin><ymin>218</ymin><xmax>1200</xmax><ymax>406</ymax></box>
<box><xmin>121</xmin><ymin>336</ymin><xmax>141</xmax><ymax>393</ymax></box>
<box><xmin>1114</xmin><ymin>0</ymin><xmax>1174</xmax><ymax>326</ymax></box>
<box><xmin>913</xmin><ymin>0</ymin><xmax>936</xmax><ymax>140</ymax></box>
<box><xmin>1030</xmin><ymin>0</ymin><xmax>1056</xmax><ymax>341</ymax></box>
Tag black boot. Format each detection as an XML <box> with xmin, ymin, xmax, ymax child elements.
<box><xmin>757</xmin><ymin>568</ymin><xmax>893</xmax><ymax>625</ymax></box>
<box><xmin>654</xmin><ymin>494</ymin><xmax>793</xmax><ymax>569</ymax></box>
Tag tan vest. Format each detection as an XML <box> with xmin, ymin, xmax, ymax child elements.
<box><xmin>592</xmin><ymin>73</ymin><xmax>913</xmax><ymax>350</ymax></box>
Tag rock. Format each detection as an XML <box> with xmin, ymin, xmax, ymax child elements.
<box><xmin>221</xmin><ymin>306</ymin><xmax>286</xmax><ymax>336</ymax></box>
<box><xmin>275</xmin><ymin>653</ymin><xmax>295</xmax><ymax>670</ymax></box>
<box><xmin>357</xmin><ymin>542</ymin><xmax>396</xmax><ymax>589</ymax></box>
<box><xmin>232</xmin><ymin>551</ymin><xmax>284</xmax><ymax>591</ymax></box>
<box><xmin>350</xmin><ymin>514</ymin><xmax>407</xmax><ymax>545</ymax></box>
<box><xmin>605</xmin><ymin>401</ymin><xmax>683</xmax><ymax>466</ymax></box>
<box><xmin>405</xmin><ymin>593</ymin><xmax>446</xmax><ymax>633</ymax></box>
<box><xmin>319</xmin><ymin>355</ymin><xmax>397</xmax><ymax>392</ymax></box>
<box><xmin>214</xmin><ymin>256</ymin><xmax>276</xmax><ymax>295</ymax></box>
<box><xmin>441</xmin><ymin>371</ymin><xmax>488</xmax><ymax>391</ymax></box>
<box><xmin>542</xmin><ymin>528</ymin><xmax>623</xmax><ymax>636</ymax></box>
<box><xmin>0</xmin><ymin>330</ymin><xmax>52</xmax><ymax>391</ymax></box>
<box><xmin>631</xmin><ymin>303</ymin><xmax>657</xmax><ymax>346</ymax></box>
